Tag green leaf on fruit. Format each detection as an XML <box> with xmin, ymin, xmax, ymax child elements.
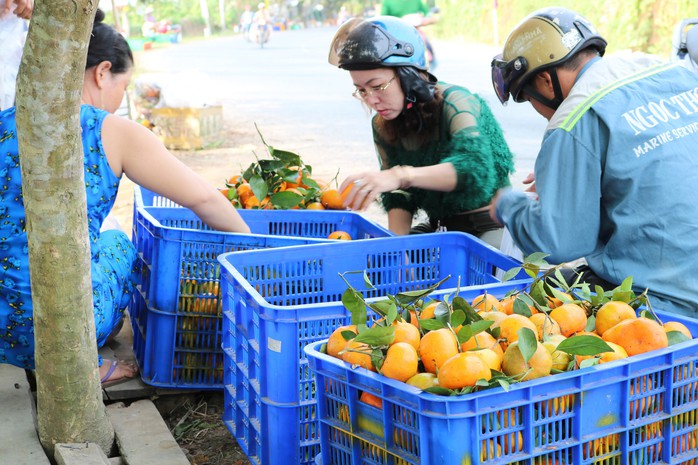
<box><xmin>517</xmin><ymin>327</ymin><xmax>538</xmax><ymax>362</ymax></box>
<box><xmin>667</xmin><ymin>330</ymin><xmax>691</xmax><ymax>346</ymax></box>
<box><xmin>419</xmin><ymin>319</ymin><xmax>446</xmax><ymax>331</ymax></box>
<box><xmin>342</xmin><ymin>289</ymin><xmax>367</xmax><ymax>326</ymax></box>
<box><xmin>556</xmin><ymin>335</ymin><xmax>612</xmax><ymax>356</ymax></box>
<box><xmin>270</xmin><ymin>190</ymin><xmax>303</xmax><ymax>208</ymax></box>
<box><xmin>353</xmin><ymin>326</ymin><xmax>395</xmax><ymax>346</ymax></box>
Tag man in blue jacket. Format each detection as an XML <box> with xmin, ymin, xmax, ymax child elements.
<box><xmin>489</xmin><ymin>7</ymin><xmax>698</xmax><ymax>317</ymax></box>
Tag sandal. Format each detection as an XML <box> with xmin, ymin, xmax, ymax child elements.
<box><xmin>100</xmin><ymin>359</ymin><xmax>137</xmax><ymax>387</ymax></box>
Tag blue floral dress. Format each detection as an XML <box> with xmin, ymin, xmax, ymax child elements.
<box><xmin>0</xmin><ymin>105</ymin><xmax>138</xmax><ymax>369</ymax></box>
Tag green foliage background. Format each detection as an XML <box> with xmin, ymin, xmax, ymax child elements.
<box><xmin>436</xmin><ymin>0</ymin><xmax>698</xmax><ymax>57</ymax></box>
<box><xmin>120</xmin><ymin>0</ymin><xmax>698</xmax><ymax>57</ymax></box>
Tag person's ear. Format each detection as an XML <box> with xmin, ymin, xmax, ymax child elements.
<box><xmin>94</xmin><ymin>61</ymin><xmax>113</xmax><ymax>88</ymax></box>
<box><xmin>534</xmin><ymin>71</ymin><xmax>554</xmax><ymax>95</ymax></box>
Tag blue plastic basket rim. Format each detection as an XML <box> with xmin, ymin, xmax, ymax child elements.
<box><xmin>138</xmin><ymin>207</ymin><xmax>338</xmax><ymax>243</ymax></box>
<box><xmin>217</xmin><ymin>232</ymin><xmax>529</xmax><ymax>310</ymax></box>
<box><xmin>304</xmin><ymin>307</ymin><xmax>698</xmax><ymax>412</ymax></box>
<box><xmin>217</xmin><ymin>231</ymin><xmax>525</xmax><ymax>274</ymax></box>
<box><xmin>134</xmin><ymin>186</ymin><xmax>394</xmax><ymax>237</ymax></box>
<box><xmin>221</xmin><ymin>269</ymin><xmax>532</xmax><ymax>316</ymax></box>
<box><xmin>217</xmin><ymin>231</ymin><xmax>510</xmax><ymax>261</ymax></box>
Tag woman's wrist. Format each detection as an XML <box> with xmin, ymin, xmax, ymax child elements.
<box><xmin>393</xmin><ymin>165</ymin><xmax>414</xmax><ymax>189</ymax></box>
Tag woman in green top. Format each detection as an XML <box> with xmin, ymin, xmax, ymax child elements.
<box><xmin>381</xmin><ymin>0</ymin><xmax>428</xmax><ymax>18</ymax></box>
<box><xmin>329</xmin><ymin>16</ymin><xmax>514</xmax><ymax>245</ymax></box>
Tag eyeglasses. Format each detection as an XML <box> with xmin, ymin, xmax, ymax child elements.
<box><xmin>352</xmin><ymin>76</ymin><xmax>396</xmax><ymax>101</ymax></box>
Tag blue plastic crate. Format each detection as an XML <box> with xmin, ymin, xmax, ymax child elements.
<box><xmin>129</xmin><ymin>184</ymin><xmax>392</xmax><ymax>390</ymax></box>
<box><xmin>305</xmin><ymin>308</ymin><xmax>698</xmax><ymax>465</ymax></box>
<box><xmin>130</xmin><ymin>209</ymin><xmax>329</xmax><ymax>390</ymax></box>
<box><xmin>218</xmin><ymin>232</ymin><xmax>531</xmax><ymax>465</ymax></box>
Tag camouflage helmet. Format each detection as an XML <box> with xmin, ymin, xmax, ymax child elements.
<box><xmin>491</xmin><ymin>7</ymin><xmax>607</xmax><ymax>104</ymax></box>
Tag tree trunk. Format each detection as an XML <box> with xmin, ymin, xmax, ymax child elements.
<box><xmin>14</xmin><ymin>1</ymin><xmax>115</xmax><ymax>457</ymax></box>
<box><xmin>200</xmin><ymin>0</ymin><xmax>211</xmax><ymax>37</ymax></box>
<box><xmin>218</xmin><ymin>0</ymin><xmax>226</xmax><ymax>31</ymax></box>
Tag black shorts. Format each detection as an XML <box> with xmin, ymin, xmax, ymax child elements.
<box><xmin>410</xmin><ymin>210</ymin><xmax>501</xmax><ymax>236</ymax></box>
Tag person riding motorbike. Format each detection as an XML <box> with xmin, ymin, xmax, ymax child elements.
<box><xmin>381</xmin><ymin>0</ymin><xmax>439</xmax><ymax>69</ymax></box>
<box><xmin>251</xmin><ymin>2</ymin><xmax>271</xmax><ymax>46</ymax></box>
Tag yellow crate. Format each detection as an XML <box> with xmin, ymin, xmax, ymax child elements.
<box><xmin>150</xmin><ymin>105</ymin><xmax>223</xmax><ymax>150</ymax></box>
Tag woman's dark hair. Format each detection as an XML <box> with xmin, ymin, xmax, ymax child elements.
<box><xmin>375</xmin><ymin>70</ymin><xmax>443</xmax><ymax>145</ymax></box>
<box><xmin>86</xmin><ymin>9</ymin><xmax>133</xmax><ymax>73</ymax></box>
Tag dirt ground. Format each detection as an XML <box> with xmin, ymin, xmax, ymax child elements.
<box><xmin>155</xmin><ymin>392</ymin><xmax>251</xmax><ymax>465</ymax></box>
<box><xmin>110</xmin><ymin>116</ymin><xmax>389</xmax><ymax>234</ymax></box>
<box><xmin>110</xmin><ymin>119</ymin><xmax>260</xmax><ymax>232</ymax></box>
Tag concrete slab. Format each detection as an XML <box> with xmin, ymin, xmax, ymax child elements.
<box><xmin>107</xmin><ymin>399</ymin><xmax>190</xmax><ymax>465</ymax></box>
<box><xmin>0</xmin><ymin>364</ymin><xmax>51</xmax><ymax>465</ymax></box>
<box><xmin>54</xmin><ymin>443</ymin><xmax>110</xmax><ymax>465</ymax></box>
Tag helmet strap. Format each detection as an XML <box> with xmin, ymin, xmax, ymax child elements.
<box><xmin>524</xmin><ymin>68</ymin><xmax>564</xmax><ymax>111</ymax></box>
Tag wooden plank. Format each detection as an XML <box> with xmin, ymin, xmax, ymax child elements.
<box><xmin>106</xmin><ymin>399</ymin><xmax>190</xmax><ymax>465</ymax></box>
<box><xmin>0</xmin><ymin>365</ymin><xmax>51</xmax><ymax>465</ymax></box>
<box><xmin>54</xmin><ymin>443</ymin><xmax>110</xmax><ymax>465</ymax></box>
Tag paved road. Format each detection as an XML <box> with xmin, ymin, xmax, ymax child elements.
<box><xmin>115</xmin><ymin>27</ymin><xmax>548</xmax><ymax>231</ymax></box>
<box><xmin>137</xmin><ymin>26</ymin><xmax>546</xmax><ymax>186</ymax></box>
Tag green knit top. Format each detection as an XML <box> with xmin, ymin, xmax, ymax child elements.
<box><xmin>374</xmin><ymin>83</ymin><xmax>514</xmax><ymax>220</ymax></box>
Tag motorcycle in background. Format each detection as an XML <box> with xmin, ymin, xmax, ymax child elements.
<box><xmin>250</xmin><ymin>19</ymin><xmax>271</xmax><ymax>48</ymax></box>
<box><xmin>402</xmin><ymin>7</ymin><xmax>440</xmax><ymax>70</ymax></box>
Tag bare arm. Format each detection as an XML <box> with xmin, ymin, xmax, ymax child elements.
<box><xmin>339</xmin><ymin>163</ymin><xmax>457</xmax><ymax>211</ymax></box>
<box><xmin>101</xmin><ymin>115</ymin><xmax>250</xmax><ymax>233</ymax></box>
<box><xmin>387</xmin><ymin>208</ymin><xmax>412</xmax><ymax>235</ymax></box>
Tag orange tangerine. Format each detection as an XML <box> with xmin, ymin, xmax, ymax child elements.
<box><xmin>328</xmin><ymin>230</ymin><xmax>352</xmax><ymax>240</ymax></box>
<box><xmin>380</xmin><ymin>342</ymin><xmax>419</xmax><ymax>382</ymax></box>
<box><xmin>471</xmin><ymin>294</ymin><xmax>503</xmax><ymax>313</ymax></box>
<box><xmin>497</xmin><ymin>314</ymin><xmax>537</xmax><ymax>351</ymax></box>
<box><xmin>595</xmin><ymin>301</ymin><xmax>637</xmax><ymax>336</ymax></box>
<box><xmin>460</xmin><ymin>331</ymin><xmax>503</xmax><ymax>359</ymax></box>
<box><xmin>305</xmin><ymin>201</ymin><xmax>325</xmax><ymax>210</ymax></box>
<box><xmin>418</xmin><ymin>328</ymin><xmax>459</xmax><ymax>374</ymax></box>
<box><xmin>471</xmin><ymin>347</ymin><xmax>502</xmax><ymax>372</ymax></box>
<box><xmin>420</xmin><ymin>301</ymin><xmax>440</xmax><ymax>320</ymax></box>
<box><xmin>392</xmin><ymin>321</ymin><xmax>421</xmax><ymax>350</ymax></box>
<box><xmin>321</xmin><ymin>188</ymin><xmax>348</xmax><ymax>210</ymax></box>
<box><xmin>237</xmin><ymin>183</ymin><xmax>254</xmax><ymax>204</ymax></box>
<box><xmin>500</xmin><ymin>294</ymin><xmax>537</xmax><ymax>316</ymax></box>
<box><xmin>530</xmin><ymin>313</ymin><xmax>562</xmax><ymax>340</ymax></box>
<box><xmin>549</xmin><ymin>303</ymin><xmax>588</xmax><ymax>337</ymax></box>
<box><xmin>342</xmin><ymin>339</ymin><xmax>376</xmax><ymax>371</ymax></box>
<box><xmin>502</xmin><ymin>341</ymin><xmax>553</xmax><ymax>381</ymax></box>
<box><xmin>438</xmin><ymin>352</ymin><xmax>492</xmax><ymax>390</ymax></box>
<box><xmin>359</xmin><ymin>391</ymin><xmax>383</xmax><ymax>409</ymax></box>
<box><xmin>602</xmin><ymin>317</ymin><xmax>669</xmax><ymax>356</ymax></box>
<box><xmin>327</xmin><ymin>325</ymin><xmax>357</xmax><ymax>359</ymax></box>
<box><xmin>663</xmin><ymin>321</ymin><xmax>692</xmax><ymax>339</ymax></box>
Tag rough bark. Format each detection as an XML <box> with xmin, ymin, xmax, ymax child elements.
<box><xmin>14</xmin><ymin>0</ymin><xmax>115</xmax><ymax>456</ymax></box>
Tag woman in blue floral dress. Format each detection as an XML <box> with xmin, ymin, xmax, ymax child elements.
<box><xmin>0</xmin><ymin>10</ymin><xmax>250</xmax><ymax>384</ymax></box>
